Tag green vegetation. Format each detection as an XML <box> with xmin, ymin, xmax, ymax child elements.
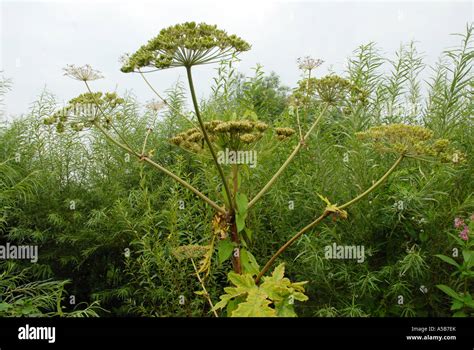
<box><xmin>0</xmin><ymin>22</ymin><xmax>472</xmax><ymax>317</ymax></box>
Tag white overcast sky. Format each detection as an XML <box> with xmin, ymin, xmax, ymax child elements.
<box><xmin>0</xmin><ymin>0</ymin><xmax>473</xmax><ymax>118</ymax></box>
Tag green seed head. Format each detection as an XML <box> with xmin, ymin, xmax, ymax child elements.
<box><xmin>121</xmin><ymin>22</ymin><xmax>251</xmax><ymax>72</ymax></box>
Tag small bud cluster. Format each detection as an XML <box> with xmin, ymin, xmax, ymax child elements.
<box><xmin>169</xmin><ymin>119</ymin><xmax>268</xmax><ymax>153</ymax></box>
<box><xmin>275</xmin><ymin>127</ymin><xmax>296</xmax><ymax>141</ymax></box>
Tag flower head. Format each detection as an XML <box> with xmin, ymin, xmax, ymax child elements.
<box><xmin>45</xmin><ymin>92</ymin><xmax>125</xmax><ymax>132</ymax></box>
<box><xmin>297</xmin><ymin>56</ymin><xmax>324</xmax><ymax>72</ymax></box>
<box><xmin>356</xmin><ymin>124</ymin><xmax>466</xmax><ymax>163</ymax></box>
<box><xmin>454</xmin><ymin>217</ymin><xmax>465</xmax><ymax>228</ymax></box>
<box><xmin>146</xmin><ymin>100</ymin><xmax>166</xmax><ymax>112</ymax></box>
<box><xmin>63</xmin><ymin>64</ymin><xmax>104</xmax><ymax>81</ymax></box>
<box><xmin>292</xmin><ymin>75</ymin><xmax>367</xmax><ymax>106</ymax></box>
<box><xmin>172</xmin><ymin>244</ymin><xmax>210</xmax><ymax>261</ymax></box>
<box><xmin>121</xmin><ymin>22</ymin><xmax>251</xmax><ymax>72</ymax></box>
<box><xmin>459</xmin><ymin>225</ymin><xmax>469</xmax><ymax>241</ymax></box>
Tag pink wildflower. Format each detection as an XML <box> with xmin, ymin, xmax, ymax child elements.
<box><xmin>454</xmin><ymin>217</ymin><xmax>464</xmax><ymax>228</ymax></box>
<box><xmin>459</xmin><ymin>225</ymin><xmax>469</xmax><ymax>241</ymax></box>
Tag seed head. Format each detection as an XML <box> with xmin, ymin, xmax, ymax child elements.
<box><xmin>297</xmin><ymin>56</ymin><xmax>324</xmax><ymax>72</ymax></box>
<box><xmin>63</xmin><ymin>64</ymin><xmax>104</xmax><ymax>82</ymax></box>
<box><xmin>121</xmin><ymin>22</ymin><xmax>251</xmax><ymax>72</ymax></box>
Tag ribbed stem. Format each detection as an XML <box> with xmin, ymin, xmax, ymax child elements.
<box><xmin>185</xmin><ymin>66</ymin><xmax>234</xmax><ymax>212</ymax></box>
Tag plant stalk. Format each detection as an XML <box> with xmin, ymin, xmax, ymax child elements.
<box><xmin>185</xmin><ymin>66</ymin><xmax>234</xmax><ymax>212</ymax></box>
<box><xmin>93</xmin><ymin>121</ymin><xmax>225</xmax><ymax>214</ymax></box>
<box><xmin>255</xmin><ymin>154</ymin><xmax>404</xmax><ymax>283</ymax></box>
<box><xmin>191</xmin><ymin>258</ymin><xmax>219</xmax><ymax>317</ymax></box>
<box><xmin>230</xmin><ymin>163</ymin><xmax>242</xmax><ymax>273</ymax></box>
<box><xmin>248</xmin><ymin>103</ymin><xmax>328</xmax><ymax>209</ymax></box>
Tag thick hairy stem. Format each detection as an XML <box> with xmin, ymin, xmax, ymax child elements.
<box><xmin>230</xmin><ymin>219</ymin><xmax>242</xmax><ymax>274</ymax></box>
<box><xmin>191</xmin><ymin>258</ymin><xmax>219</xmax><ymax>317</ymax></box>
<box><xmin>248</xmin><ymin>103</ymin><xmax>329</xmax><ymax>209</ymax></box>
<box><xmin>255</xmin><ymin>154</ymin><xmax>405</xmax><ymax>283</ymax></box>
<box><xmin>185</xmin><ymin>66</ymin><xmax>234</xmax><ymax>211</ymax></box>
<box><xmin>230</xmin><ymin>164</ymin><xmax>242</xmax><ymax>273</ymax></box>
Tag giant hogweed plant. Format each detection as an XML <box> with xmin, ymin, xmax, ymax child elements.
<box><xmin>47</xmin><ymin>22</ymin><xmax>465</xmax><ymax>317</ymax></box>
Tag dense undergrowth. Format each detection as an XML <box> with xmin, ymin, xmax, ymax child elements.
<box><xmin>0</xmin><ymin>23</ymin><xmax>472</xmax><ymax>317</ymax></box>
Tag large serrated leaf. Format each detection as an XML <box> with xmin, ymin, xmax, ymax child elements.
<box><xmin>231</xmin><ymin>289</ymin><xmax>276</xmax><ymax>317</ymax></box>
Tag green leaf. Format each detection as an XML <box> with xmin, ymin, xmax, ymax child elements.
<box><xmin>236</xmin><ymin>212</ymin><xmax>246</xmax><ymax>233</ymax></box>
<box><xmin>21</xmin><ymin>305</ymin><xmax>37</xmax><ymax>315</ymax></box>
<box><xmin>468</xmin><ymin>220</ymin><xmax>474</xmax><ymax>231</ymax></box>
<box><xmin>240</xmin><ymin>249</ymin><xmax>260</xmax><ymax>276</ymax></box>
<box><xmin>243</xmin><ymin>109</ymin><xmax>258</xmax><ymax>121</ymax></box>
<box><xmin>261</xmin><ymin>263</ymin><xmax>309</xmax><ymax>303</ymax></box>
<box><xmin>221</xmin><ymin>184</ymin><xmax>230</xmax><ymax>208</ymax></box>
<box><xmin>419</xmin><ymin>231</ymin><xmax>428</xmax><ymax>242</ymax></box>
<box><xmin>244</xmin><ymin>228</ymin><xmax>253</xmax><ymax>242</ymax></box>
<box><xmin>270</xmin><ymin>263</ymin><xmax>285</xmax><ymax>281</ymax></box>
<box><xmin>217</xmin><ymin>239</ymin><xmax>234</xmax><ymax>265</ymax></box>
<box><xmin>275</xmin><ymin>299</ymin><xmax>297</xmax><ymax>317</ymax></box>
<box><xmin>435</xmin><ymin>254</ymin><xmax>460</xmax><ymax>268</ymax></box>
<box><xmin>231</xmin><ymin>289</ymin><xmax>276</xmax><ymax>317</ymax></box>
<box><xmin>226</xmin><ymin>297</ymin><xmax>242</xmax><ymax>317</ymax></box>
<box><xmin>214</xmin><ymin>265</ymin><xmax>308</xmax><ymax>317</ymax></box>
<box><xmin>235</xmin><ymin>192</ymin><xmax>248</xmax><ymax>215</ymax></box>
<box><xmin>462</xmin><ymin>250</ymin><xmax>474</xmax><ymax>266</ymax></box>
<box><xmin>464</xmin><ymin>300</ymin><xmax>474</xmax><ymax>309</ymax></box>
<box><xmin>0</xmin><ymin>302</ymin><xmax>11</xmax><ymax>312</ymax></box>
<box><xmin>436</xmin><ymin>284</ymin><xmax>463</xmax><ymax>301</ymax></box>
<box><xmin>227</xmin><ymin>271</ymin><xmax>256</xmax><ymax>291</ymax></box>
<box><xmin>212</xmin><ymin>272</ymin><xmax>258</xmax><ymax>313</ymax></box>
<box><xmin>462</xmin><ymin>293</ymin><xmax>474</xmax><ymax>308</ymax></box>
<box><xmin>212</xmin><ymin>293</ymin><xmax>234</xmax><ymax>311</ymax></box>
<box><xmin>451</xmin><ymin>299</ymin><xmax>464</xmax><ymax>311</ymax></box>
<box><xmin>453</xmin><ymin>310</ymin><xmax>467</xmax><ymax>317</ymax></box>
